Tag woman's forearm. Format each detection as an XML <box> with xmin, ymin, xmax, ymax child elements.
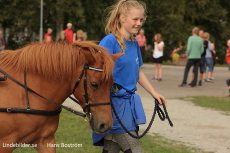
<box><xmin>138</xmin><ymin>69</ymin><xmax>157</xmax><ymax>96</ymax></box>
<box><xmin>138</xmin><ymin>69</ymin><xmax>166</xmax><ymax>105</ymax></box>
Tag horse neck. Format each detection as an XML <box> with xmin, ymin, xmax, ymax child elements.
<box><xmin>26</xmin><ymin>73</ymin><xmax>72</xmax><ymax>111</ymax></box>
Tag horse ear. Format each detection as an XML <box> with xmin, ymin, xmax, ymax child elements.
<box><xmin>80</xmin><ymin>48</ymin><xmax>96</xmax><ymax>64</ymax></box>
<box><xmin>110</xmin><ymin>53</ymin><xmax>124</xmax><ymax>61</ymax></box>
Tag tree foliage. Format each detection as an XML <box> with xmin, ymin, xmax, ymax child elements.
<box><xmin>0</xmin><ymin>0</ymin><xmax>229</xmax><ymax>63</ymax></box>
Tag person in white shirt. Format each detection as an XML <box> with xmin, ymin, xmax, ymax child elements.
<box><xmin>152</xmin><ymin>33</ymin><xmax>164</xmax><ymax>82</ymax></box>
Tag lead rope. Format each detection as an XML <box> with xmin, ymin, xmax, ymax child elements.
<box><xmin>111</xmin><ymin>99</ymin><xmax>173</xmax><ymax>139</ymax></box>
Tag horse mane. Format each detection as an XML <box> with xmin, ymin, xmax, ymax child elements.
<box><xmin>0</xmin><ymin>41</ymin><xmax>114</xmax><ymax>81</ymax></box>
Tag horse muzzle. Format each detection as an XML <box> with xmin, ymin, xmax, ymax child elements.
<box><xmin>88</xmin><ymin>114</ymin><xmax>112</xmax><ymax>134</ymax></box>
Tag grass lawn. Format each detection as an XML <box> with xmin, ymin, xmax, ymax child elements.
<box><xmin>13</xmin><ymin>110</ymin><xmax>211</xmax><ymax>153</ymax></box>
<box><xmin>181</xmin><ymin>96</ymin><xmax>230</xmax><ymax>115</ymax></box>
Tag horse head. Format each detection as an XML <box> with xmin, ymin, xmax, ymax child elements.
<box><xmin>72</xmin><ymin>42</ymin><xmax>123</xmax><ymax>134</ymax></box>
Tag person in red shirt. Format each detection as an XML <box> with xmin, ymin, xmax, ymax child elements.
<box><xmin>226</xmin><ymin>40</ymin><xmax>230</xmax><ymax>97</ymax></box>
<box><xmin>64</xmin><ymin>23</ymin><xmax>73</xmax><ymax>43</ymax></box>
<box><xmin>136</xmin><ymin>29</ymin><xmax>147</xmax><ymax>62</ymax></box>
<box><xmin>43</xmin><ymin>36</ymin><xmax>52</xmax><ymax>44</ymax></box>
<box><xmin>226</xmin><ymin>40</ymin><xmax>230</xmax><ymax>73</ymax></box>
<box><xmin>43</xmin><ymin>28</ymin><xmax>53</xmax><ymax>41</ymax></box>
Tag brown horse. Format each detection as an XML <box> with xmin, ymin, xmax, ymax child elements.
<box><xmin>0</xmin><ymin>41</ymin><xmax>123</xmax><ymax>153</ymax></box>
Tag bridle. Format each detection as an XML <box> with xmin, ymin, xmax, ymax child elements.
<box><xmin>70</xmin><ymin>64</ymin><xmax>111</xmax><ymax>115</ymax></box>
<box><xmin>0</xmin><ymin>63</ymin><xmax>111</xmax><ymax>118</ymax></box>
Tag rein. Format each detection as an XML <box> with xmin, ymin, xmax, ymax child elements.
<box><xmin>111</xmin><ymin>99</ymin><xmax>173</xmax><ymax>139</ymax></box>
<box><xmin>0</xmin><ymin>69</ymin><xmax>85</xmax><ymax>117</ymax></box>
<box><xmin>0</xmin><ymin>63</ymin><xmax>109</xmax><ymax>118</ymax></box>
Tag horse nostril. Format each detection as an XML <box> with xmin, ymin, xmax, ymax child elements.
<box><xmin>99</xmin><ymin>123</ymin><xmax>108</xmax><ymax>133</ymax></box>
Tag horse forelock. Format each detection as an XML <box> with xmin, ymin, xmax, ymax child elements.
<box><xmin>72</xmin><ymin>41</ymin><xmax>114</xmax><ymax>81</ymax></box>
<box><xmin>0</xmin><ymin>41</ymin><xmax>114</xmax><ymax>81</ymax></box>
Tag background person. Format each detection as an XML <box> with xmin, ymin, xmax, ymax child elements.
<box><xmin>43</xmin><ymin>28</ymin><xmax>53</xmax><ymax>41</ymax></box>
<box><xmin>43</xmin><ymin>36</ymin><xmax>52</xmax><ymax>44</ymax></box>
<box><xmin>171</xmin><ymin>47</ymin><xmax>180</xmax><ymax>65</ymax></box>
<box><xmin>73</xmin><ymin>29</ymin><xmax>87</xmax><ymax>42</ymax></box>
<box><xmin>226</xmin><ymin>39</ymin><xmax>230</xmax><ymax>75</ymax></box>
<box><xmin>226</xmin><ymin>79</ymin><xmax>230</xmax><ymax>97</ymax></box>
<box><xmin>92</xmin><ymin>0</ymin><xmax>166</xmax><ymax>152</ymax></box>
<box><xmin>198</xmin><ymin>30</ymin><xmax>204</xmax><ymax>39</ymax></box>
<box><xmin>198</xmin><ymin>29</ymin><xmax>208</xmax><ymax>85</ymax></box>
<box><xmin>179</xmin><ymin>27</ymin><xmax>203</xmax><ymax>87</ymax></box>
<box><xmin>136</xmin><ymin>29</ymin><xmax>147</xmax><ymax>62</ymax></box>
<box><xmin>58</xmin><ymin>30</ymin><xmax>66</xmax><ymax>41</ymax></box>
<box><xmin>190</xmin><ymin>29</ymin><xmax>207</xmax><ymax>86</ymax></box>
<box><xmin>0</xmin><ymin>31</ymin><xmax>5</xmax><ymax>51</ymax></box>
<box><xmin>64</xmin><ymin>23</ymin><xmax>73</xmax><ymax>43</ymax></box>
<box><xmin>152</xmin><ymin>33</ymin><xmax>164</xmax><ymax>82</ymax></box>
<box><xmin>202</xmin><ymin>32</ymin><xmax>213</xmax><ymax>82</ymax></box>
<box><xmin>82</xmin><ymin>32</ymin><xmax>87</xmax><ymax>41</ymax></box>
<box><xmin>210</xmin><ymin>43</ymin><xmax>218</xmax><ymax>79</ymax></box>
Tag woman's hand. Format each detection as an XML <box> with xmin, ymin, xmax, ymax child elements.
<box><xmin>151</xmin><ymin>92</ymin><xmax>167</xmax><ymax>106</ymax></box>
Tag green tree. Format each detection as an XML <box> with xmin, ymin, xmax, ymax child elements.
<box><xmin>1</xmin><ymin>0</ymin><xmax>230</xmax><ymax>63</ymax></box>
<box><xmin>142</xmin><ymin>0</ymin><xmax>228</xmax><ymax>62</ymax></box>
<box><xmin>79</xmin><ymin>0</ymin><xmax>114</xmax><ymax>41</ymax></box>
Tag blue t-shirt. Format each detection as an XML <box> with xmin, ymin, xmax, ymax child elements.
<box><xmin>99</xmin><ymin>34</ymin><xmax>143</xmax><ymax>93</ymax></box>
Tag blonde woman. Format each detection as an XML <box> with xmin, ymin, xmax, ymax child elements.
<box><xmin>152</xmin><ymin>33</ymin><xmax>164</xmax><ymax>82</ymax></box>
<box><xmin>92</xmin><ymin>0</ymin><xmax>166</xmax><ymax>152</ymax></box>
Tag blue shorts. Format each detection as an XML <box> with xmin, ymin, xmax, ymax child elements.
<box><xmin>203</xmin><ymin>58</ymin><xmax>213</xmax><ymax>72</ymax></box>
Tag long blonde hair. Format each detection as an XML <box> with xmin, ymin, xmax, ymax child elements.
<box><xmin>105</xmin><ymin>0</ymin><xmax>147</xmax><ymax>51</ymax></box>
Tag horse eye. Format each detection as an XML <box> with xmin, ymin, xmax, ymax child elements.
<box><xmin>90</xmin><ymin>82</ymin><xmax>100</xmax><ymax>89</ymax></box>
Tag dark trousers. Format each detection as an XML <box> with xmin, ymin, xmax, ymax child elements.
<box><xmin>182</xmin><ymin>59</ymin><xmax>200</xmax><ymax>85</ymax></box>
<box><xmin>140</xmin><ymin>46</ymin><xmax>145</xmax><ymax>62</ymax></box>
<box><xmin>227</xmin><ymin>79</ymin><xmax>230</xmax><ymax>87</ymax></box>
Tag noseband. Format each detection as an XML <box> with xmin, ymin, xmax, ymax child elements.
<box><xmin>71</xmin><ymin>64</ymin><xmax>111</xmax><ymax>115</ymax></box>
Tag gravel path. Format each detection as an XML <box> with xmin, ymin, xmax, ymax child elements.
<box><xmin>64</xmin><ymin>64</ymin><xmax>230</xmax><ymax>153</ymax></box>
